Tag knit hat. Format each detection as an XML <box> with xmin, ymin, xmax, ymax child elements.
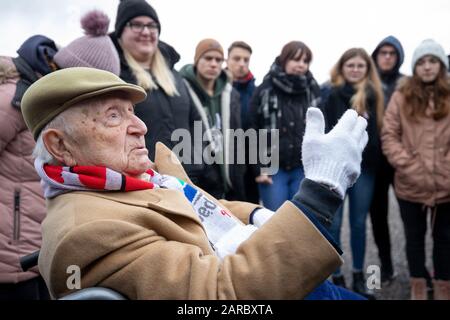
<box><xmin>411</xmin><ymin>39</ymin><xmax>449</xmax><ymax>71</ymax></box>
<box><xmin>54</xmin><ymin>10</ymin><xmax>120</xmax><ymax>75</ymax></box>
<box><xmin>194</xmin><ymin>38</ymin><xmax>224</xmax><ymax>66</ymax></box>
<box><xmin>114</xmin><ymin>0</ymin><xmax>160</xmax><ymax>38</ymax></box>
<box><xmin>21</xmin><ymin>67</ymin><xmax>146</xmax><ymax>140</ymax></box>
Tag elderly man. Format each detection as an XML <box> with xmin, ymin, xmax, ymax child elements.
<box><xmin>22</xmin><ymin>67</ymin><xmax>368</xmax><ymax>299</ymax></box>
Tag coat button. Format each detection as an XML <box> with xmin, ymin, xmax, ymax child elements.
<box><xmin>289</xmin><ymin>121</ymin><xmax>295</xmax><ymax>127</ymax></box>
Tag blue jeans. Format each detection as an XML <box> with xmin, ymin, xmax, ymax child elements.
<box><xmin>304</xmin><ymin>280</ymin><xmax>366</xmax><ymax>300</ymax></box>
<box><xmin>258</xmin><ymin>167</ymin><xmax>304</xmax><ymax>211</ymax></box>
<box><xmin>328</xmin><ymin>170</ymin><xmax>375</xmax><ymax>274</ymax></box>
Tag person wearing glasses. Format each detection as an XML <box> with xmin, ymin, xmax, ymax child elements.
<box><xmin>320</xmin><ymin>48</ymin><xmax>384</xmax><ymax>299</ymax></box>
<box><xmin>180</xmin><ymin>39</ymin><xmax>246</xmax><ymax>201</ymax></box>
<box><xmin>368</xmin><ymin>36</ymin><xmax>405</xmax><ymax>286</ymax></box>
<box><xmin>110</xmin><ymin>0</ymin><xmax>203</xmax><ymax>182</ymax></box>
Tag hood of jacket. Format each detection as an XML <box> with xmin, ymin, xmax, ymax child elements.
<box><xmin>0</xmin><ymin>56</ymin><xmax>19</xmax><ymax>84</ymax></box>
<box><xmin>9</xmin><ymin>35</ymin><xmax>57</xmax><ymax>110</ymax></box>
<box><xmin>372</xmin><ymin>35</ymin><xmax>405</xmax><ymax>75</ymax></box>
<box><xmin>16</xmin><ymin>35</ymin><xmax>57</xmax><ymax>76</ymax></box>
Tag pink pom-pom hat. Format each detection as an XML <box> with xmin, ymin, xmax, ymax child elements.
<box><xmin>53</xmin><ymin>9</ymin><xmax>120</xmax><ymax>75</ymax></box>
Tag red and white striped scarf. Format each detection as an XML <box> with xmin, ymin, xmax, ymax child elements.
<box><xmin>35</xmin><ymin>158</ymin><xmax>160</xmax><ymax>198</ymax></box>
<box><xmin>34</xmin><ymin>158</ymin><xmax>262</xmax><ymax>259</ymax></box>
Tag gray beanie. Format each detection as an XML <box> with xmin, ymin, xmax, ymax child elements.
<box><xmin>411</xmin><ymin>39</ymin><xmax>448</xmax><ymax>71</ymax></box>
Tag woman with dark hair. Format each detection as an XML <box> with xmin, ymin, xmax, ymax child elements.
<box><xmin>382</xmin><ymin>39</ymin><xmax>450</xmax><ymax>300</ymax></box>
<box><xmin>249</xmin><ymin>41</ymin><xmax>320</xmax><ymax>211</ymax></box>
<box><xmin>321</xmin><ymin>47</ymin><xmax>384</xmax><ymax>299</ymax></box>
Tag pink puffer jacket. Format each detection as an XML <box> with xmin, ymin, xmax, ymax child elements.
<box><xmin>0</xmin><ymin>56</ymin><xmax>46</xmax><ymax>283</ymax></box>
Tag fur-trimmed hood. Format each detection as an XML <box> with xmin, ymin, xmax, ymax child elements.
<box><xmin>0</xmin><ymin>56</ymin><xmax>19</xmax><ymax>84</ymax></box>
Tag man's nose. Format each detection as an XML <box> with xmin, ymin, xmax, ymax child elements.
<box><xmin>129</xmin><ymin>114</ymin><xmax>147</xmax><ymax>135</ymax></box>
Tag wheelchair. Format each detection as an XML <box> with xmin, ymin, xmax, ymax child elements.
<box><xmin>20</xmin><ymin>250</ymin><xmax>127</xmax><ymax>300</ymax></box>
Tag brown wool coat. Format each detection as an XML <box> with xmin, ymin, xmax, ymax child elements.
<box><xmin>382</xmin><ymin>89</ymin><xmax>450</xmax><ymax>206</ymax></box>
<box><xmin>38</xmin><ymin>143</ymin><xmax>342</xmax><ymax>299</ymax></box>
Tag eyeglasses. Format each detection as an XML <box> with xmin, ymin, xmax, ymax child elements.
<box><xmin>126</xmin><ymin>22</ymin><xmax>159</xmax><ymax>33</ymax></box>
<box><xmin>378</xmin><ymin>50</ymin><xmax>397</xmax><ymax>57</ymax></box>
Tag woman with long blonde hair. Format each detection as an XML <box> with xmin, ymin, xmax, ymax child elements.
<box><xmin>110</xmin><ymin>0</ymin><xmax>202</xmax><ymax>180</ymax></box>
<box><xmin>320</xmin><ymin>47</ymin><xmax>384</xmax><ymax>298</ymax></box>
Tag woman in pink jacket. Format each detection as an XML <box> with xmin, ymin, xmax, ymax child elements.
<box><xmin>0</xmin><ymin>35</ymin><xmax>56</xmax><ymax>299</ymax></box>
<box><xmin>382</xmin><ymin>39</ymin><xmax>450</xmax><ymax>300</ymax></box>
<box><xmin>0</xmin><ymin>9</ymin><xmax>119</xmax><ymax>300</ymax></box>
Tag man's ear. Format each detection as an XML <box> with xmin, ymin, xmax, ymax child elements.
<box><xmin>42</xmin><ymin>129</ymin><xmax>77</xmax><ymax>166</ymax></box>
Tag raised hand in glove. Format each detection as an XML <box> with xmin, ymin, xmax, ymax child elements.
<box><xmin>301</xmin><ymin>107</ymin><xmax>368</xmax><ymax>199</ymax></box>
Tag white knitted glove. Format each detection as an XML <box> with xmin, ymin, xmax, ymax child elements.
<box><xmin>302</xmin><ymin>107</ymin><xmax>368</xmax><ymax>199</ymax></box>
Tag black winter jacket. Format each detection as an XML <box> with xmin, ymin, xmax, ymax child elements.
<box><xmin>321</xmin><ymin>83</ymin><xmax>380</xmax><ymax>170</ymax></box>
<box><xmin>371</xmin><ymin>36</ymin><xmax>405</xmax><ymax>177</ymax></box>
<box><xmin>180</xmin><ymin>65</ymin><xmax>246</xmax><ymax>201</ymax></box>
<box><xmin>249</xmin><ymin>64</ymin><xmax>320</xmax><ymax>175</ymax></box>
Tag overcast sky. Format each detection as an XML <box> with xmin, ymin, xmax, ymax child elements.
<box><xmin>1</xmin><ymin>0</ymin><xmax>449</xmax><ymax>84</ymax></box>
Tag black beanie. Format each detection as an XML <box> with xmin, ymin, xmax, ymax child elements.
<box><xmin>114</xmin><ymin>0</ymin><xmax>160</xmax><ymax>38</ymax></box>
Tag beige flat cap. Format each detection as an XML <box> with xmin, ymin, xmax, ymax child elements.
<box><xmin>22</xmin><ymin>67</ymin><xmax>147</xmax><ymax>140</ymax></box>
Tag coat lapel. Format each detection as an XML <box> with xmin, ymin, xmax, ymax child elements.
<box><xmin>153</xmin><ymin>142</ymin><xmax>193</xmax><ymax>184</ymax></box>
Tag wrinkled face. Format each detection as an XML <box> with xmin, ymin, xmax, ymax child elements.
<box><xmin>415</xmin><ymin>55</ymin><xmax>441</xmax><ymax>83</ymax></box>
<box><xmin>120</xmin><ymin>16</ymin><xmax>159</xmax><ymax>63</ymax></box>
<box><xmin>342</xmin><ymin>55</ymin><xmax>368</xmax><ymax>84</ymax></box>
<box><xmin>284</xmin><ymin>50</ymin><xmax>309</xmax><ymax>76</ymax></box>
<box><xmin>196</xmin><ymin>51</ymin><xmax>224</xmax><ymax>82</ymax></box>
<box><xmin>66</xmin><ymin>95</ymin><xmax>151</xmax><ymax>177</ymax></box>
<box><xmin>376</xmin><ymin>44</ymin><xmax>398</xmax><ymax>73</ymax></box>
<box><xmin>227</xmin><ymin>47</ymin><xmax>251</xmax><ymax>79</ymax></box>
